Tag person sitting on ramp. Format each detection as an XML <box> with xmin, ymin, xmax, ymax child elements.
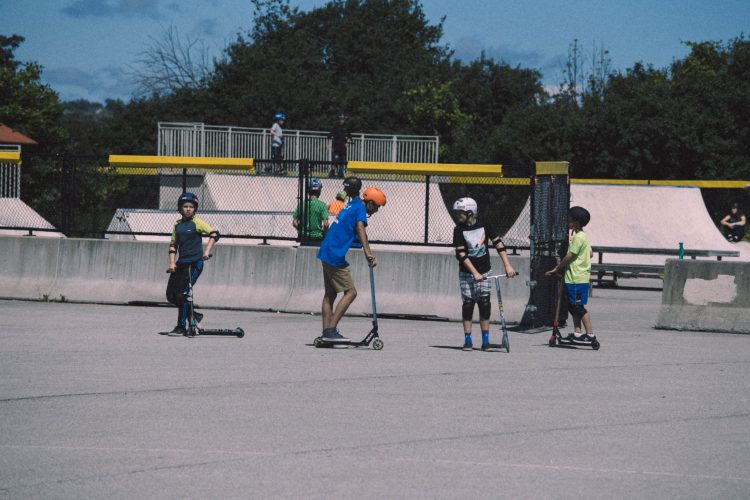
<box><xmin>720</xmin><ymin>202</ymin><xmax>746</xmax><ymax>242</ymax></box>
<box><xmin>316</xmin><ymin>177</ymin><xmax>386</xmax><ymax>343</ymax></box>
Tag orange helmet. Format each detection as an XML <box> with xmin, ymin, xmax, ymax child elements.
<box><xmin>363</xmin><ymin>187</ymin><xmax>386</xmax><ymax>207</ymax></box>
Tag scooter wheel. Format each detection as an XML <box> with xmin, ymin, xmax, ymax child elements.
<box><xmin>591</xmin><ymin>339</ymin><xmax>600</xmax><ymax>350</ymax></box>
<box><xmin>548</xmin><ymin>335</ymin><xmax>557</xmax><ymax>347</ymax></box>
<box><xmin>236</xmin><ymin>328</ymin><xmax>245</xmax><ymax>338</ymax></box>
<box><xmin>372</xmin><ymin>338</ymin><xmax>384</xmax><ymax>350</ymax></box>
<box><xmin>313</xmin><ymin>337</ymin><xmax>322</xmax><ymax>348</ymax></box>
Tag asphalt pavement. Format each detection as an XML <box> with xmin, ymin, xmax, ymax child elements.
<box><xmin>1</xmin><ymin>286</ymin><xmax>749</xmax><ymax>499</ymax></box>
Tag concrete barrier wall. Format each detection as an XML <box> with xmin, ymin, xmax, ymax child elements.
<box><xmin>0</xmin><ymin>236</ymin><xmax>529</xmax><ymax>322</ymax></box>
<box><xmin>656</xmin><ymin>259</ymin><xmax>750</xmax><ymax>334</ymax></box>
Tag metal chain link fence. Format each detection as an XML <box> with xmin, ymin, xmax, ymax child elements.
<box><xmin>5</xmin><ymin>154</ymin><xmax>533</xmax><ymax>248</ymax></box>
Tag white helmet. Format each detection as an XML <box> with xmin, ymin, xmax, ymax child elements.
<box><xmin>452</xmin><ymin>197</ymin><xmax>478</xmax><ymax>215</ymax></box>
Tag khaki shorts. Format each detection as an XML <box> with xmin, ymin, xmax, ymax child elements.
<box><xmin>322</xmin><ymin>262</ymin><xmax>355</xmax><ymax>294</ymax></box>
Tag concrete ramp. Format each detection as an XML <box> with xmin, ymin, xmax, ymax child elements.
<box><xmin>0</xmin><ymin>198</ymin><xmax>64</xmax><ymax>237</ymax></box>
<box><xmin>106</xmin><ymin>208</ymin><xmax>296</xmax><ymax>241</ymax></box>
<box><xmin>570</xmin><ymin>184</ymin><xmax>748</xmax><ymax>263</ymax></box>
<box><xmin>121</xmin><ymin>175</ymin><xmax>461</xmax><ymax>244</ymax></box>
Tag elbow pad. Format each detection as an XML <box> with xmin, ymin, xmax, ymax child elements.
<box><xmin>169</xmin><ymin>243</ymin><xmax>177</xmax><ymax>254</ymax></box>
<box><xmin>209</xmin><ymin>231</ymin><xmax>220</xmax><ymax>242</ymax></box>
<box><xmin>454</xmin><ymin>249</ymin><xmax>468</xmax><ymax>262</ymax></box>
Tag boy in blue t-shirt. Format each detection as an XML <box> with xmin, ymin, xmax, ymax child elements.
<box><xmin>317</xmin><ymin>177</ymin><xmax>387</xmax><ymax>342</ymax></box>
<box><xmin>165</xmin><ymin>192</ymin><xmax>219</xmax><ymax>335</ymax></box>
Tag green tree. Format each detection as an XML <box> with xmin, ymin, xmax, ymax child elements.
<box><xmin>0</xmin><ymin>35</ymin><xmax>64</xmax><ymax>147</ymax></box>
<box><xmin>209</xmin><ymin>0</ymin><xmax>451</xmax><ymax>132</ymax></box>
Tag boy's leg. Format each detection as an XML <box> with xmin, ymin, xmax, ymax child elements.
<box><xmin>330</xmin><ymin>288</ymin><xmax>357</xmax><ymax>327</ymax></box>
<box><xmin>477</xmin><ymin>281</ymin><xmax>492</xmax><ymax>349</ymax></box>
<box><xmin>166</xmin><ymin>265</ymin><xmax>189</xmax><ymax>332</ymax></box>
<box><xmin>185</xmin><ymin>260</ymin><xmax>204</xmax><ymax>323</ymax></box>
<box><xmin>322</xmin><ymin>290</ymin><xmax>337</xmax><ymax>329</ymax></box>
<box><xmin>572</xmin><ymin>313</ymin><xmax>582</xmax><ymax>333</ymax></box>
<box><xmin>459</xmin><ymin>271</ymin><xmax>478</xmax><ymax>349</ymax></box>
<box><xmin>321</xmin><ymin>263</ymin><xmax>353</xmax><ymax>341</ymax></box>
<box><xmin>568</xmin><ymin>283</ymin><xmax>594</xmax><ymax>338</ymax></box>
<box><xmin>581</xmin><ymin>311</ymin><xmax>593</xmax><ymax>335</ymax></box>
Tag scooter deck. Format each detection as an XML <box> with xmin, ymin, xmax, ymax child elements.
<box><xmin>313</xmin><ymin>332</ymin><xmax>383</xmax><ymax>350</ymax></box>
<box><xmin>158</xmin><ymin>327</ymin><xmax>244</xmax><ymax>338</ymax></box>
<box><xmin>549</xmin><ymin>331</ymin><xmax>600</xmax><ymax>350</ymax></box>
<box><xmin>200</xmin><ymin>327</ymin><xmax>245</xmax><ymax>338</ymax></box>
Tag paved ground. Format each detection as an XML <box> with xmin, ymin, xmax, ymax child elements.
<box><xmin>1</xmin><ymin>287</ymin><xmax>749</xmax><ymax>499</ymax></box>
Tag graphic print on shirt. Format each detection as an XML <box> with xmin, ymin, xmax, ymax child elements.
<box><xmin>462</xmin><ymin>227</ymin><xmax>487</xmax><ymax>258</ymax></box>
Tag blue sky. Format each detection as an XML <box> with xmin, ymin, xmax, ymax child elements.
<box><xmin>2</xmin><ymin>0</ymin><xmax>749</xmax><ymax>103</ymax></box>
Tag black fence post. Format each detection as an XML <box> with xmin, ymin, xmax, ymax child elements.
<box><xmin>424</xmin><ymin>175</ymin><xmax>431</xmax><ymax>244</ymax></box>
<box><xmin>60</xmin><ymin>154</ymin><xmax>72</xmax><ymax>236</ymax></box>
<box><xmin>297</xmin><ymin>159</ymin><xmax>310</xmax><ymax>244</ymax></box>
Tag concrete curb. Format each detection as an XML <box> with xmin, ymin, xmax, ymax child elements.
<box><xmin>0</xmin><ymin>236</ymin><xmax>530</xmax><ymax>322</ymax></box>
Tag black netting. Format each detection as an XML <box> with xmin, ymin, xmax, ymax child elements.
<box><xmin>520</xmin><ymin>174</ymin><xmax>570</xmax><ymax>330</ymax></box>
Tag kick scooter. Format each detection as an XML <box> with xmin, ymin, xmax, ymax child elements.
<box><xmin>313</xmin><ymin>266</ymin><xmax>383</xmax><ymax>350</ymax></box>
<box><xmin>160</xmin><ymin>255</ymin><xmax>245</xmax><ymax>339</ymax></box>
<box><xmin>486</xmin><ymin>274</ymin><xmax>511</xmax><ymax>353</ymax></box>
<box><xmin>548</xmin><ymin>276</ymin><xmax>599</xmax><ymax>350</ymax></box>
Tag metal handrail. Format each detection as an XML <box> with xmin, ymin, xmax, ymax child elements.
<box><xmin>157</xmin><ymin>122</ymin><xmax>439</xmax><ymax>163</ymax></box>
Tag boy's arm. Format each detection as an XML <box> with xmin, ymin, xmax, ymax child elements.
<box><xmin>455</xmin><ymin>245</ymin><xmax>483</xmax><ymax>281</ymax></box>
<box><xmin>196</xmin><ymin>219</ymin><xmax>219</xmax><ymax>259</ymax></box>
<box><xmin>355</xmin><ymin>221</ymin><xmax>376</xmax><ymax>267</ymax></box>
<box><xmin>720</xmin><ymin>215</ymin><xmax>731</xmax><ymax>226</ymax></box>
<box><xmin>545</xmin><ymin>251</ymin><xmax>574</xmax><ymax>276</ymax></box>
<box><xmin>168</xmin><ymin>241</ymin><xmax>177</xmax><ymax>271</ymax></box>
<box><xmin>168</xmin><ymin>225</ymin><xmax>177</xmax><ymax>271</ymax></box>
<box><xmin>738</xmin><ymin>215</ymin><xmax>747</xmax><ymax>227</ymax></box>
<box><xmin>490</xmin><ymin>235</ymin><xmax>518</xmax><ymax>277</ymax></box>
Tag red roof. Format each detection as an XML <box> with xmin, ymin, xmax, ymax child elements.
<box><xmin>0</xmin><ymin>124</ymin><xmax>38</xmax><ymax>145</ymax></box>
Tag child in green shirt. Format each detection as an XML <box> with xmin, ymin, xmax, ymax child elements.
<box><xmin>293</xmin><ymin>178</ymin><xmax>330</xmax><ymax>246</ymax></box>
<box><xmin>545</xmin><ymin>206</ymin><xmax>595</xmax><ymax>341</ymax></box>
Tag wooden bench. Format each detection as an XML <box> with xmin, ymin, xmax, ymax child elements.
<box><xmin>590</xmin><ymin>246</ymin><xmax>740</xmax><ymax>287</ymax></box>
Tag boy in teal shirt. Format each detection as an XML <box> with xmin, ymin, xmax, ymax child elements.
<box><xmin>545</xmin><ymin>206</ymin><xmax>595</xmax><ymax>341</ymax></box>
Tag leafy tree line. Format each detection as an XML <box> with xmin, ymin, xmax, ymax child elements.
<box><xmin>2</xmin><ymin>0</ymin><xmax>750</xmax><ymax>183</ymax></box>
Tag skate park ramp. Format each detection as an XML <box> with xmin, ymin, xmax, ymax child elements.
<box><xmin>112</xmin><ymin>174</ymin><xmax>459</xmax><ymax>244</ymax></box>
<box><xmin>570</xmin><ymin>184</ymin><xmax>749</xmax><ymax>263</ymax></box>
<box><xmin>0</xmin><ymin>197</ymin><xmax>64</xmax><ymax>237</ymax></box>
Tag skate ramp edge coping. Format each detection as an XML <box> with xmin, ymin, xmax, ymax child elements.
<box><xmin>0</xmin><ymin>236</ymin><xmax>529</xmax><ymax>322</ymax></box>
<box><xmin>656</xmin><ymin>259</ymin><xmax>750</xmax><ymax>334</ymax></box>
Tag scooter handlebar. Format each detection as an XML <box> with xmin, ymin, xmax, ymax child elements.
<box><xmin>166</xmin><ymin>254</ymin><xmax>213</xmax><ymax>272</ymax></box>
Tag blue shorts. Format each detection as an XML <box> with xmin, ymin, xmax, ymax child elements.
<box><xmin>565</xmin><ymin>283</ymin><xmax>589</xmax><ymax>306</ymax></box>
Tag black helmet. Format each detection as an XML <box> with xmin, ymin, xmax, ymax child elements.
<box><xmin>177</xmin><ymin>192</ymin><xmax>199</xmax><ymax>210</ymax></box>
<box><xmin>343</xmin><ymin>176</ymin><xmax>362</xmax><ymax>196</ymax></box>
<box><xmin>569</xmin><ymin>206</ymin><xmax>590</xmax><ymax>227</ymax></box>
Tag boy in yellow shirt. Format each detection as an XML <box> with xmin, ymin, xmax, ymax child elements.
<box><xmin>545</xmin><ymin>206</ymin><xmax>595</xmax><ymax>341</ymax></box>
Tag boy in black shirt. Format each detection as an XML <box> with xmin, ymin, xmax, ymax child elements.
<box><xmin>452</xmin><ymin>197</ymin><xmax>517</xmax><ymax>350</ymax></box>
